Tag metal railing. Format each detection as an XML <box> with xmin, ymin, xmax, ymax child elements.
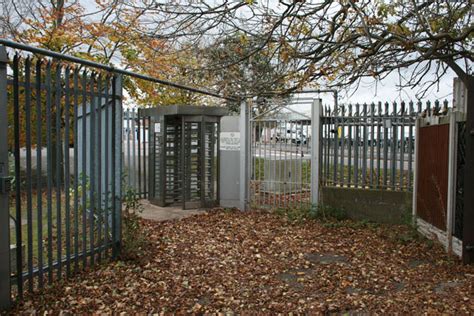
<box><xmin>0</xmin><ymin>48</ymin><xmax>123</xmax><ymax>304</ymax></box>
<box><xmin>0</xmin><ymin>40</ymin><xmax>231</xmax><ymax>310</ymax></box>
<box><xmin>123</xmin><ymin>107</ymin><xmax>149</xmax><ymax>198</ymax></box>
<box><xmin>321</xmin><ymin>100</ymin><xmax>450</xmax><ymax>191</ymax></box>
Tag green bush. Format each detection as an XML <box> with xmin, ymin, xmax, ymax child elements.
<box><xmin>120</xmin><ymin>188</ymin><xmax>148</xmax><ymax>260</ymax></box>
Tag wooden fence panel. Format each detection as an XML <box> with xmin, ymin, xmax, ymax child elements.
<box><xmin>417</xmin><ymin>124</ymin><xmax>449</xmax><ymax>230</ymax></box>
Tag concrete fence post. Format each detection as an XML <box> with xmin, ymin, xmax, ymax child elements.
<box><xmin>446</xmin><ymin>112</ymin><xmax>457</xmax><ymax>254</ymax></box>
<box><xmin>412</xmin><ymin>118</ymin><xmax>420</xmax><ymax>225</ymax></box>
<box><xmin>311</xmin><ymin>98</ymin><xmax>322</xmax><ymax>207</ymax></box>
<box><xmin>0</xmin><ymin>45</ymin><xmax>11</xmax><ymax>310</ymax></box>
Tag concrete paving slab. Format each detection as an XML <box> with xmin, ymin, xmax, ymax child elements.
<box><xmin>138</xmin><ymin>199</ymin><xmax>207</xmax><ymax>222</ymax></box>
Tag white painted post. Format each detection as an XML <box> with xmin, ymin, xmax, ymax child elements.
<box><xmin>453</xmin><ymin>78</ymin><xmax>468</xmax><ymax>114</ymax></box>
<box><xmin>446</xmin><ymin>112</ymin><xmax>457</xmax><ymax>254</ymax></box>
<box><xmin>311</xmin><ymin>98</ymin><xmax>322</xmax><ymax>206</ymax></box>
<box><xmin>239</xmin><ymin>99</ymin><xmax>249</xmax><ymax>211</ymax></box>
<box><xmin>412</xmin><ymin>118</ymin><xmax>420</xmax><ymax>225</ymax></box>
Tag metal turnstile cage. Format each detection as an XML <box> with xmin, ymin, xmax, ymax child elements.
<box><xmin>141</xmin><ymin>106</ymin><xmax>226</xmax><ymax>209</ymax></box>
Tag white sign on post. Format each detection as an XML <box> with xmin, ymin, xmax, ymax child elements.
<box><xmin>220</xmin><ymin>132</ymin><xmax>240</xmax><ymax>151</ymax></box>
<box><xmin>154</xmin><ymin>123</ymin><xmax>161</xmax><ymax>133</ymax></box>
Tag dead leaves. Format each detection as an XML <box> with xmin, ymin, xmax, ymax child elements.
<box><xmin>13</xmin><ymin>210</ymin><xmax>474</xmax><ymax>314</ymax></box>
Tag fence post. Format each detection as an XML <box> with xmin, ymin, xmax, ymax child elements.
<box><xmin>112</xmin><ymin>74</ymin><xmax>123</xmax><ymax>258</ymax></box>
<box><xmin>446</xmin><ymin>113</ymin><xmax>457</xmax><ymax>254</ymax></box>
<box><xmin>311</xmin><ymin>98</ymin><xmax>322</xmax><ymax>207</ymax></box>
<box><xmin>0</xmin><ymin>45</ymin><xmax>11</xmax><ymax>310</ymax></box>
<box><xmin>412</xmin><ymin>117</ymin><xmax>420</xmax><ymax>225</ymax></box>
<box><xmin>239</xmin><ymin>99</ymin><xmax>249</xmax><ymax>211</ymax></box>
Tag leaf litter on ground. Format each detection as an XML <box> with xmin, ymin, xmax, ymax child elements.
<box><xmin>12</xmin><ymin>209</ymin><xmax>474</xmax><ymax>314</ymax></box>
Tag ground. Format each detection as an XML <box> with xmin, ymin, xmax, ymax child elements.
<box><xmin>12</xmin><ymin>209</ymin><xmax>474</xmax><ymax>314</ymax></box>
<box><xmin>138</xmin><ymin>199</ymin><xmax>206</xmax><ymax>221</ymax></box>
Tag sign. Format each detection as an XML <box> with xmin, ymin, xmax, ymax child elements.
<box><xmin>220</xmin><ymin>132</ymin><xmax>240</xmax><ymax>151</ymax></box>
<box><xmin>154</xmin><ymin>123</ymin><xmax>161</xmax><ymax>133</ymax></box>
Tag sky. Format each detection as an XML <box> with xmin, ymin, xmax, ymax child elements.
<box><xmin>285</xmin><ymin>68</ymin><xmax>455</xmax><ymax>113</ymax></box>
<box><xmin>79</xmin><ymin>0</ymin><xmax>459</xmax><ymax>109</ymax></box>
<box><xmin>337</xmin><ymin>70</ymin><xmax>454</xmax><ymax>105</ymax></box>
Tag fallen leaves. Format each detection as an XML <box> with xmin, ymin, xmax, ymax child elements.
<box><xmin>13</xmin><ymin>209</ymin><xmax>474</xmax><ymax>314</ymax></box>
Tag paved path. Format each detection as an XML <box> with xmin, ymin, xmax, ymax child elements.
<box><xmin>138</xmin><ymin>199</ymin><xmax>206</xmax><ymax>221</ymax></box>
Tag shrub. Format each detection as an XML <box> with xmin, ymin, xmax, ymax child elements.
<box><xmin>120</xmin><ymin>188</ymin><xmax>148</xmax><ymax>260</ymax></box>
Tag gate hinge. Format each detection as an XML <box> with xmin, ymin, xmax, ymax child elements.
<box><xmin>0</xmin><ymin>176</ymin><xmax>13</xmax><ymax>194</ymax></box>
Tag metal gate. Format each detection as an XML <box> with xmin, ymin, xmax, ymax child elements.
<box><xmin>0</xmin><ymin>46</ymin><xmax>122</xmax><ymax>307</ymax></box>
<box><xmin>248</xmin><ymin>98</ymin><xmax>321</xmax><ymax>210</ymax></box>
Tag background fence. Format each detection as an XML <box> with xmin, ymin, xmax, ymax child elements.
<box><xmin>123</xmin><ymin>108</ymin><xmax>149</xmax><ymax>199</ymax></box>
<box><xmin>321</xmin><ymin>100</ymin><xmax>450</xmax><ymax>191</ymax></box>
<box><xmin>0</xmin><ymin>46</ymin><xmax>122</xmax><ymax>304</ymax></box>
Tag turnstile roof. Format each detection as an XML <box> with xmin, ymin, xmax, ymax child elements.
<box><xmin>140</xmin><ymin>105</ymin><xmax>228</xmax><ymax>117</ymax></box>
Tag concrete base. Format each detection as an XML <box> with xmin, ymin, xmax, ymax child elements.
<box><xmin>321</xmin><ymin>187</ymin><xmax>412</xmax><ymax>224</ymax></box>
<box><xmin>138</xmin><ymin>199</ymin><xmax>206</xmax><ymax>221</ymax></box>
<box><xmin>417</xmin><ymin>218</ymin><xmax>462</xmax><ymax>257</ymax></box>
